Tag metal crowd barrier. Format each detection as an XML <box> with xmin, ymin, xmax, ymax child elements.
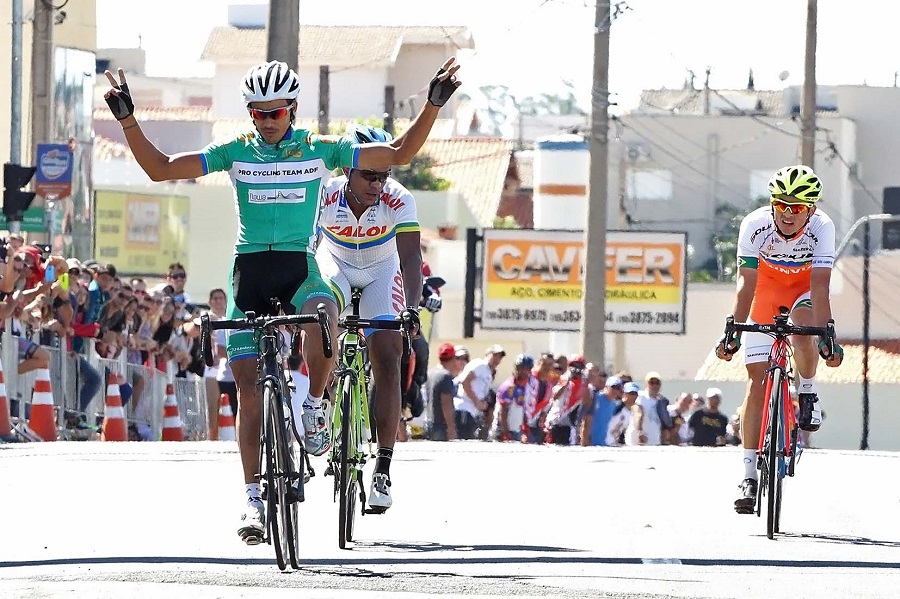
<box><xmin>2</xmin><ymin>327</ymin><xmax>210</xmax><ymax>442</ymax></box>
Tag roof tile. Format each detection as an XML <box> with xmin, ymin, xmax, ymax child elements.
<box><xmin>93</xmin><ymin>106</ymin><xmax>213</xmax><ymax>122</ymax></box>
<box><xmin>695</xmin><ymin>340</ymin><xmax>900</xmax><ymax>384</ymax></box>
<box><xmin>419</xmin><ymin>138</ymin><xmax>512</xmax><ymax>227</ymax></box>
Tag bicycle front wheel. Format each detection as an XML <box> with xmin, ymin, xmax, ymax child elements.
<box><xmin>338</xmin><ymin>378</ymin><xmax>357</xmax><ymax>549</ymax></box>
<box><xmin>262</xmin><ymin>382</ymin><xmax>285</xmax><ymax>570</ymax></box>
<box><xmin>266</xmin><ymin>380</ymin><xmax>301</xmax><ymax>569</ymax></box>
<box><xmin>766</xmin><ymin>369</ymin><xmax>782</xmax><ymax>540</ymax></box>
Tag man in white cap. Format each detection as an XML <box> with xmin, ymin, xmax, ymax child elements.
<box><xmin>611</xmin><ymin>382</ymin><xmax>641</xmax><ymax>446</ymax></box>
<box><xmin>687</xmin><ymin>387</ymin><xmax>729</xmax><ymax>446</ymax></box>
<box><xmin>453</xmin><ymin>344</ymin><xmax>505</xmax><ymax>439</ymax></box>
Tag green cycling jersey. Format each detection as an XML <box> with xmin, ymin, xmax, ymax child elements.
<box><xmin>200</xmin><ymin>128</ymin><xmax>359</xmax><ymax>254</ymax></box>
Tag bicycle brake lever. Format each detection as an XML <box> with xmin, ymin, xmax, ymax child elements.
<box><xmin>316</xmin><ymin>303</ymin><xmax>333</xmax><ymax>359</ymax></box>
<box><xmin>200</xmin><ymin>313</ymin><xmax>214</xmax><ymax>367</ymax></box>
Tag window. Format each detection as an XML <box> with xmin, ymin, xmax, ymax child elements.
<box><xmin>627</xmin><ymin>169</ymin><xmax>673</xmax><ymax>200</ymax></box>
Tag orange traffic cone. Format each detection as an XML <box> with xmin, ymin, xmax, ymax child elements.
<box><xmin>161</xmin><ymin>383</ymin><xmax>184</xmax><ymax>441</ymax></box>
<box><xmin>217</xmin><ymin>393</ymin><xmax>236</xmax><ymax>441</ymax></box>
<box><xmin>0</xmin><ymin>358</ymin><xmax>12</xmax><ymax>438</ymax></box>
<box><xmin>101</xmin><ymin>372</ymin><xmax>128</xmax><ymax>442</ymax></box>
<box><xmin>28</xmin><ymin>368</ymin><xmax>56</xmax><ymax>442</ymax></box>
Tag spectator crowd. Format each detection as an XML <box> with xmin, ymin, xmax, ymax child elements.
<box><xmin>0</xmin><ymin>234</ymin><xmax>233</xmax><ymax>439</ymax></box>
<box><xmin>425</xmin><ymin>344</ymin><xmax>745</xmax><ymax>448</ymax></box>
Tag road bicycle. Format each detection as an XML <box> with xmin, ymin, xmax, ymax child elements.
<box><xmin>723</xmin><ymin>307</ymin><xmax>835</xmax><ymax>539</ymax></box>
<box><xmin>325</xmin><ymin>288</ymin><xmax>414</xmax><ymax>549</ymax></box>
<box><xmin>200</xmin><ymin>301</ymin><xmax>332</xmax><ymax>569</ymax></box>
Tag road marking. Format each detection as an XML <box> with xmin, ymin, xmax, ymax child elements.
<box><xmin>642</xmin><ymin>558</ymin><xmax>683</xmax><ymax>564</ymax></box>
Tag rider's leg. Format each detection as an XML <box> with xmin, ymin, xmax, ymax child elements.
<box><xmin>299</xmin><ymin>296</ymin><xmax>339</xmax><ymax>455</ymax></box>
<box><xmin>231</xmin><ymin>358</ymin><xmax>261</xmax><ymax>486</ymax></box>
<box><xmin>789</xmin><ymin>302</ymin><xmax>822</xmax><ymax>431</ymax></box>
<box><xmin>231</xmin><ymin>352</ymin><xmax>265</xmax><ymax>544</ymax></box>
<box><xmin>735</xmin><ymin>329</ymin><xmax>771</xmax><ymax>513</ymax></box>
<box><xmin>367</xmin><ymin>329</ymin><xmax>403</xmax><ymax>467</ymax></box>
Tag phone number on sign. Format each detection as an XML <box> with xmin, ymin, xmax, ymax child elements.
<box><xmin>615</xmin><ymin>311</ymin><xmax>681</xmax><ymax>325</ymax></box>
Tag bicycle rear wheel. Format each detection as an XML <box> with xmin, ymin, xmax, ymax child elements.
<box><xmin>262</xmin><ymin>384</ymin><xmax>286</xmax><ymax>570</ymax></box>
<box><xmin>338</xmin><ymin>378</ymin><xmax>357</xmax><ymax>549</ymax></box>
<box><xmin>265</xmin><ymin>380</ymin><xmax>300</xmax><ymax>569</ymax></box>
<box><xmin>766</xmin><ymin>369</ymin><xmax>782</xmax><ymax>540</ymax></box>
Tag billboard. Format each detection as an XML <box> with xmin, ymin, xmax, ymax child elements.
<box><xmin>94</xmin><ymin>191</ymin><xmax>190</xmax><ymax>275</ymax></box>
<box><xmin>480</xmin><ymin>229</ymin><xmax>687</xmax><ymax>334</ymax></box>
<box><xmin>35</xmin><ymin>143</ymin><xmax>73</xmax><ymax>199</ymax></box>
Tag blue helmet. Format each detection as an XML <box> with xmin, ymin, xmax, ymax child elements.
<box><xmin>350</xmin><ymin>125</ymin><xmax>393</xmax><ymax>144</ymax></box>
<box><xmin>514</xmin><ymin>354</ymin><xmax>535</xmax><ymax>369</ymax></box>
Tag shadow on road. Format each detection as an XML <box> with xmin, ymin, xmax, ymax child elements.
<box><xmin>778</xmin><ymin>532</ymin><xmax>900</xmax><ymax>548</ymax></box>
<box><xmin>4</xmin><ymin>555</ymin><xmax>900</xmax><ymax>570</ymax></box>
<box><xmin>351</xmin><ymin>540</ymin><xmax>582</xmax><ymax>553</ymax></box>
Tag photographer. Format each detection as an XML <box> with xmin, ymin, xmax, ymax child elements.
<box><xmin>453</xmin><ymin>345</ymin><xmax>505</xmax><ymax>440</ymax></box>
<box><xmin>545</xmin><ymin>355</ymin><xmax>591</xmax><ymax>445</ymax></box>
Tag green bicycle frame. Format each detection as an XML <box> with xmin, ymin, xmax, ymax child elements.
<box><xmin>331</xmin><ymin>328</ymin><xmax>373</xmax><ymax>470</ymax></box>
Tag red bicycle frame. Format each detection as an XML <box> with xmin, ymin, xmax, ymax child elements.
<box><xmin>756</xmin><ymin>336</ymin><xmax>796</xmax><ymax>459</ymax></box>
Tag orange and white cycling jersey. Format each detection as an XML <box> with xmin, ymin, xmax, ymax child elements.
<box><xmin>736</xmin><ymin>206</ymin><xmax>835</xmax><ymax>323</ymax></box>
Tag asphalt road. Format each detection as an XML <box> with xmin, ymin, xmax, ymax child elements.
<box><xmin>1</xmin><ymin>440</ymin><xmax>899</xmax><ymax>598</ymax></box>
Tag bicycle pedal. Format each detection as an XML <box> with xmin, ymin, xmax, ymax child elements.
<box><xmin>364</xmin><ymin>506</ymin><xmax>388</xmax><ymax>515</ymax></box>
<box><xmin>324</xmin><ymin>464</ymin><xmax>334</xmax><ymax>477</ymax></box>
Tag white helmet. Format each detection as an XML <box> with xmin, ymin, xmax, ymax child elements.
<box><xmin>241</xmin><ymin>60</ymin><xmax>300</xmax><ymax>104</ymax></box>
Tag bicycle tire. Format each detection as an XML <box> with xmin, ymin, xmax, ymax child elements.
<box><xmin>265</xmin><ymin>380</ymin><xmax>299</xmax><ymax>569</ymax></box>
<box><xmin>262</xmin><ymin>386</ymin><xmax>286</xmax><ymax>570</ymax></box>
<box><xmin>338</xmin><ymin>378</ymin><xmax>355</xmax><ymax>549</ymax></box>
<box><xmin>766</xmin><ymin>368</ymin><xmax>781</xmax><ymax>540</ymax></box>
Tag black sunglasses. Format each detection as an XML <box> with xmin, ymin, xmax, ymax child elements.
<box><xmin>358</xmin><ymin>169</ymin><xmax>390</xmax><ymax>183</ymax></box>
<box><xmin>169</xmin><ymin>272</ymin><xmax>186</xmax><ymax>279</ymax></box>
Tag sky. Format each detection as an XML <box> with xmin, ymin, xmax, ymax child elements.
<box><xmin>96</xmin><ymin>0</ymin><xmax>900</xmax><ymax>113</ymax></box>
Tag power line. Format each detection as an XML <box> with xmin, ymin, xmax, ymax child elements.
<box><xmin>617</xmin><ymin>117</ymin><xmax>750</xmax><ymax>200</ymax></box>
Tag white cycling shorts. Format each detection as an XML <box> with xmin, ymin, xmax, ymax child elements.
<box><xmin>315</xmin><ymin>249</ymin><xmax>405</xmax><ymax>326</ymax></box>
<box><xmin>743</xmin><ymin>291</ymin><xmax>812</xmax><ymax>365</ymax></box>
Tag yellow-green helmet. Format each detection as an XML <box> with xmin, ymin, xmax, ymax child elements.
<box><xmin>767</xmin><ymin>165</ymin><xmax>822</xmax><ymax>204</ymax></box>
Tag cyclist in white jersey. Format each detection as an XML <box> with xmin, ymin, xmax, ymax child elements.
<box><xmin>316</xmin><ymin>126</ymin><xmax>423</xmax><ymax>511</ymax></box>
<box><xmin>715</xmin><ymin>165</ymin><xmax>843</xmax><ymax>514</ymax></box>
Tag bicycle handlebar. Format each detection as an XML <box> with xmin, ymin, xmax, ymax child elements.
<box><xmin>722</xmin><ymin>313</ymin><xmax>836</xmax><ymax>356</ymax></box>
<box><xmin>337</xmin><ymin>309</ymin><xmax>417</xmax><ymax>356</ymax></box>
<box><xmin>200</xmin><ymin>303</ymin><xmax>333</xmax><ymax>367</ymax></box>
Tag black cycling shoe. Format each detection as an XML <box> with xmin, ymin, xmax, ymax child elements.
<box><xmin>798</xmin><ymin>393</ymin><xmax>821</xmax><ymax>432</ymax></box>
<box><xmin>734</xmin><ymin>478</ymin><xmax>758</xmax><ymax>514</ymax></box>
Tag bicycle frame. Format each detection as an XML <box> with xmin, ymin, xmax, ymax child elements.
<box><xmin>757</xmin><ymin>336</ymin><xmax>797</xmax><ymax>466</ymax></box>
<box><xmin>331</xmin><ymin>325</ymin><xmax>374</xmax><ymax>475</ymax></box>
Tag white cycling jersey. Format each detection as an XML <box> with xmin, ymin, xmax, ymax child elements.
<box><xmin>317</xmin><ymin>176</ymin><xmax>419</xmax><ymax>269</ymax></box>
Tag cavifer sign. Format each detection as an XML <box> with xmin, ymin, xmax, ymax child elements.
<box><xmin>481</xmin><ymin>229</ymin><xmax>687</xmax><ymax>334</ymax></box>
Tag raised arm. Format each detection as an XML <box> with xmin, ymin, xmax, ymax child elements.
<box><xmin>356</xmin><ymin>58</ymin><xmax>461</xmax><ymax>170</ymax></box>
<box><xmin>104</xmin><ymin>69</ymin><xmax>205</xmax><ymax>182</ymax></box>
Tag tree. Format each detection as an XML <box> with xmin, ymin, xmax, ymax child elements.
<box><xmin>695</xmin><ymin>197</ymin><xmax>769</xmax><ymax>282</ymax></box>
<box><xmin>392</xmin><ymin>154</ymin><xmax>451</xmax><ymax>191</ymax></box>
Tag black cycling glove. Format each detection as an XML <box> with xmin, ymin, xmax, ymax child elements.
<box><xmin>105</xmin><ymin>82</ymin><xmax>135</xmax><ymax>121</ymax></box>
<box><xmin>427</xmin><ymin>68</ymin><xmax>459</xmax><ymax>107</ymax></box>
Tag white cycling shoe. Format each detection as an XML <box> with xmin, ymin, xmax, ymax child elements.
<box><xmin>237</xmin><ymin>501</ymin><xmax>265</xmax><ymax>545</ymax></box>
<box><xmin>301</xmin><ymin>403</ymin><xmax>332</xmax><ymax>456</ymax></box>
<box><xmin>368</xmin><ymin>472</ymin><xmax>392</xmax><ymax>512</ymax></box>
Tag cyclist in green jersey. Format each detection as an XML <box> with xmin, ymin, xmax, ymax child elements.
<box><xmin>103</xmin><ymin>57</ymin><xmax>461</xmax><ymax>545</ymax></box>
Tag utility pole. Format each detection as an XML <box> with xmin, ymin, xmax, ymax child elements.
<box><xmin>580</xmin><ymin>0</ymin><xmax>611</xmax><ymax>366</ymax></box>
<box><xmin>702</xmin><ymin>67</ymin><xmax>711</xmax><ymax>116</ymax></box>
<box><xmin>10</xmin><ymin>0</ymin><xmax>24</xmax><ymax>164</ymax></box>
<box><xmin>860</xmin><ymin>220</ymin><xmax>871</xmax><ymax>450</ymax></box>
<box><xmin>318</xmin><ymin>65</ymin><xmax>330</xmax><ymax>135</ymax></box>
<box><xmin>801</xmin><ymin>0</ymin><xmax>818</xmax><ymax>167</ymax></box>
<box><xmin>384</xmin><ymin>85</ymin><xmax>395</xmax><ymax>137</ymax></box>
<box><xmin>267</xmin><ymin>0</ymin><xmax>300</xmax><ymax>72</ymax></box>
<box><xmin>613</xmin><ymin>144</ymin><xmax>629</xmax><ymax>371</ymax></box>
<box><xmin>31</xmin><ymin>0</ymin><xmax>54</xmax><ymax>165</ymax></box>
